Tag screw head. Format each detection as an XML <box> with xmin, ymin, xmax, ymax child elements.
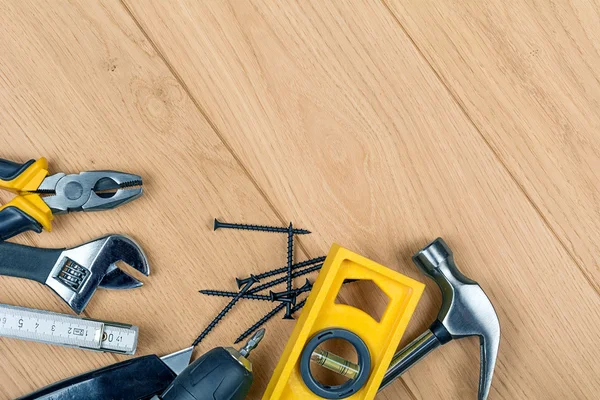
<box><xmin>283</xmin><ymin>304</ymin><xmax>295</xmax><ymax>320</ymax></box>
<box><xmin>236</xmin><ymin>274</ymin><xmax>260</xmax><ymax>289</ymax></box>
<box><xmin>235</xmin><ymin>277</ymin><xmax>246</xmax><ymax>289</ymax></box>
<box><xmin>300</xmin><ymin>279</ymin><xmax>313</xmax><ymax>291</ymax></box>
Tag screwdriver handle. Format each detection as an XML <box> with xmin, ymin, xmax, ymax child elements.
<box><xmin>160</xmin><ymin>347</ymin><xmax>253</xmax><ymax>400</ymax></box>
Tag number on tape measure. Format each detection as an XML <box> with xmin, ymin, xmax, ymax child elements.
<box><xmin>0</xmin><ymin>304</ymin><xmax>138</xmax><ymax>354</ymax></box>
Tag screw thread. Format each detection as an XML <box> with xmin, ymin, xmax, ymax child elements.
<box><xmin>200</xmin><ymin>289</ymin><xmax>271</xmax><ymax>301</ymax></box>
<box><xmin>192</xmin><ymin>282</ymin><xmax>256</xmax><ymax>347</ymax></box>
<box><xmin>249</xmin><ymin>263</ymin><xmax>322</xmax><ymax>294</ymax></box>
<box><xmin>214</xmin><ymin>219</ymin><xmax>311</xmax><ymax>234</ymax></box>
<box><xmin>235</xmin><ymin>302</ymin><xmax>287</xmax><ymax>344</ymax></box>
<box><xmin>291</xmin><ymin>298</ymin><xmax>307</xmax><ymax>313</ymax></box>
<box><xmin>253</xmin><ymin>256</ymin><xmax>326</xmax><ymax>280</ymax></box>
<box><xmin>235</xmin><ymin>297</ymin><xmax>309</xmax><ymax>344</ymax></box>
<box><xmin>271</xmin><ymin>281</ymin><xmax>312</xmax><ymax>300</ymax></box>
<box><xmin>286</xmin><ymin>223</ymin><xmax>294</xmax><ymax>292</ymax></box>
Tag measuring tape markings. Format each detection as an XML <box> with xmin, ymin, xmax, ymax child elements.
<box><xmin>0</xmin><ymin>304</ymin><xmax>137</xmax><ymax>354</ymax></box>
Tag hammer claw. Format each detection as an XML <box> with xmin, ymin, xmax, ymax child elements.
<box><xmin>380</xmin><ymin>238</ymin><xmax>501</xmax><ymax>400</ymax></box>
<box><xmin>479</xmin><ymin>325</ymin><xmax>500</xmax><ymax>399</ymax></box>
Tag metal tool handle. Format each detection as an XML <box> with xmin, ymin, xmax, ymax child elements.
<box><xmin>17</xmin><ymin>355</ymin><xmax>177</xmax><ymax>400</ymax></box>
<box><xmin>0</xmin><ymin>206</ymin><xmax>43</xmax><ymax>241</ymax></box>
<box><xmin>0</xmin><ymin>241</ymin><xmax>62</xmax><ymax>283</ymax></box>
<box><xmin>0</xmin><ymin>158</ymin><xmax>35</xmax><ymax>182</ymax></box>
<box><xmin>379</xmin><ymin>329</ymin><xmax>442</xmax><ymax>391</ymax></box>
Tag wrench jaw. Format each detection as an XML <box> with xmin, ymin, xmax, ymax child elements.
<box><xmin>100</xmin><ymin>235</ymin><xmax>150</xmax><ymax>276</ymax></box>
<box><xmin>44</xmin><ymin>235</ymin><xmax>150</xmax><ymax>314</ymax></box>
<box><xmin>97</xmin><ymin>235</ymin><xmax>150</xmax><ymax>289</ymax></box>
<box><xmin>99</xmin><ymin>264</ymin><xmax>144</xmax><ymax>290</ymax></box>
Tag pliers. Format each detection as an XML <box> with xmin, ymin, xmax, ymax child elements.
<box><xmin>0</xmin><ymin>157</ymin><xmax>143</xmax><ymax>241</ymax></box>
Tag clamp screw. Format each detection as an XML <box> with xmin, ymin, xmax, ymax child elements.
<box><xmin>214</xmin><ymin>218</ymin><xmax>311</xmax><ymax>235</ymax></box>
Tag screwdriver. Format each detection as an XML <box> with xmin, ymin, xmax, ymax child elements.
<box><xmin>19</xmin><ymin>329</ymin><xmax>266</xmax><ymax>400</ymax></box>
<box><xmin>154</xmin><ymin>328</ymin><xmax>266</xmax><ymax>400</ymax></box>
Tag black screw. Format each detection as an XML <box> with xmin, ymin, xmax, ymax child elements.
<box><xmin>234</xmin><ymin>302</ymin><xmax>286</xmax><ymax>344</ymax></box>
<box><xmin>235</xmin><ymin>274</ymin><xmax>260</xmax><ymax>289</ymax></box>
<box><xmin>214</xmin><ymin>218</ymin><xmax>311</xmax><ymax>235</ymax></box>
<box><xmin>233</xmin><ymin>280</ymin><xmax>353</xmax><ymax>344</ymax></box>
<box><xmin>235</xmin><ymin>297</ymin><xmax>309</xmax><ymax>344</ymax></box>
<box><xmin>284</xmin><ymin>296</ymin><xmax>308</xmax><ymax>319</ymax></box>
<box><xmin>277</xmin><ymin>295</ymin><xmax>297</xmax><ymax>306</ymax></box>
<box><xmin>291</xmin><ymin>298</ymin><xmax>307</xmax><ymax>313</ymax></box>
<box><xmin>248</xmin><ymin>263</ymin><xmax>323</xmax><ymax>294</ymax></box>
<box><xmin>192</xmin><ymin>275</ymin><xmax>259</xmax><ymax>347</ymax></box>
<box><xmin>270</xmin><ymin>279</ymin><xmax>313</xmax><ymax>301</ymax></box>
<box><xmin>211</xmin><ymin>264</ymin><xmax>323</xmax><ymax>300</ymax></box>
<box><xmin>235</xmin><ymin>256</ymin><xmax>326</xmax><ymax>285</ymax></box>
<box><xmin>284</xmin><ymin>222</ymin><xmax>294</xmax><ymax>318</ymax></box>
<box><xmin>200</xmin><ymin>289</ymin><xmax>271</xmax><ymax>301</ymax></box>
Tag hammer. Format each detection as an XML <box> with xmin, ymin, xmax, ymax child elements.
<box><xmin>380</xmin><ymin>237</ymin><xmax>501</xmax><ymax>399</ymax></box>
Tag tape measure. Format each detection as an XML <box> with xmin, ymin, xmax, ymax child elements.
<box><xmin>0</xmin><ymin>303</ymin><xmax>138</xmax><ymax>354</ymax></box>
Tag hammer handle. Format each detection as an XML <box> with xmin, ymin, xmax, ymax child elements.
<box><xmin>379</xmin><ymin>329</ymin><xmax>441</xmax><ymax>391</ymax></box>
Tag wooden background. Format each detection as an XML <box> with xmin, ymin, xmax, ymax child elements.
<box><xmin>1</xmin><ymin>0</ymin><xmax>599</xmax><ymax>398</ymax></box>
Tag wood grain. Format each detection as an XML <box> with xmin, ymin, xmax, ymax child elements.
<box><xmin>384</xmin><ymin>0</ymin><xmax>600</xmax><ymax>291</ymax></box>
<box><xmin>0</xmin><ymin>0</ymin><xmax>337</xmax><ymax>398</ymax></box>
<box><xmin>121</xmin><ymin>0</ymin><xmax>600</xmax><ymax>398</ymax></box>
<box><xmin>0</xmin><ymin>0</ymin><xmax>598</xmax><ymax>399</ymax></box>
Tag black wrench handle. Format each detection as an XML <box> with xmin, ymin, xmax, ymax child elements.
<box><xmin>0</xmin><ymin>241</ymin><xmax>63</xmax><ymax>284</ymax></box>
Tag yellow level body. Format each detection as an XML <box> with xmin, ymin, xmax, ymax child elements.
<box><xmin>263</xmin><ymin>244</ymin><xmax>425</xmax><ymax>400</ymax></box>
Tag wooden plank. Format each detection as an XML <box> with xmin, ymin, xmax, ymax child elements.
<box><xmin>383</xmin><ymin>0</ymin><xmax>600</xmax><ymax>291</ymax></box>
<box><xmin>0</xmin><ymin>1</ymin><xmax>345</xmax><ymax>398</ymax></box>
<box><xmin>122</xmin><ymin>0</ymin><xmax>600</xmax><ymax>398</ymax></box>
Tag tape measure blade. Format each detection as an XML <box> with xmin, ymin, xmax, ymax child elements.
<box><xmin>0</xmin><ymin>303</ymin><xmax>137</xmax><ymax>354</ymax></box>
<box><xmin>101</xmin><ymin>324</ymin><xmax>138</xmax><ymax>355</ymax></box>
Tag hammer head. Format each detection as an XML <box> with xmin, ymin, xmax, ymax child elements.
<box><xmin>412</xmin><ymin>238</ymin><xmax>500</xmax><ymax>400</ymax></box>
